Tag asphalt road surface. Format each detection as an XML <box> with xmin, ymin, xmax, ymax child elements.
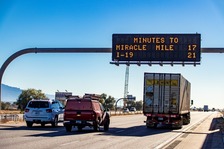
<box><xmin>0</xmin><ymin>112</ymin><xmax>215</xmax><ymax>149</ymax></box>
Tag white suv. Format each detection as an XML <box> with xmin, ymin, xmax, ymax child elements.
<box><xmin>24</xmin><ymin>99</ymin><xmax>64</xmax><ymax>127</ymax></box>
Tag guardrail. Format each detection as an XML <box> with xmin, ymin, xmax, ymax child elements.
<box><xmin>0</xmin><ymin>114</ymin><xmax>24</xmax><ymax>123</ymax></box>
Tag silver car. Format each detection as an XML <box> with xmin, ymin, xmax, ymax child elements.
<box><xmin>24</xmin><ymin>99</ymin><xmax>64</xmax><ymax>127</ymax></box>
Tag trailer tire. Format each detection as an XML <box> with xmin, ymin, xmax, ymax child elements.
<box><xmin>183</xmin><ymin>113</ymin><xmax>190</xmax><ymax>125</ymax></box>
<box><xmin>65</xmin><ymin>125</ymin><xmax>72</xmax><ymax>132</ymax></box>
<box><xmin>177</xmin><ymin>118</ymin><xmax>183</xmax><ymax>129</ymax></box>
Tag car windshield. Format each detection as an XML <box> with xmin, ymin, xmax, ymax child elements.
<box><xmin>28</xmin><ymin>101</ymin><xmax>49</xmax><ymax>108</ymax></box>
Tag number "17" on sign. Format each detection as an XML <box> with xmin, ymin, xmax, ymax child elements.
<box><xmin>188</xmin><ymin>45</ymin><xmax>197</xmax><ymax>51</ymax></box>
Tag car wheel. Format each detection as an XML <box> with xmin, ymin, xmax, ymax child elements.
<box><xmin>41</xmin><ymin>123</ymin><xmax>45</xmax><ymax>127</ymax></box>
<box><xmin>51</xmin><ymin>116</ymin><xmax>58</xmax><ymax>127</ymax></box>
<box><xmin>65</xmin><ymin>125</ymin><xmax>72</xmax><ymax>132</ymax></box>
<box><xmin>77</xmin><ymin>126</ymin><xmax>82</xmax><ymax>131</ymax></box>
<box><xmin>26</xmin><ymin>121</ymin><xmax>33</xmax><ymax>127</ymax></box>
<box><xmin>103</xmin><ymin>120</ymin><xmax>109</xmax><ymax>131</ymax></box>
<box><xmin>94</xmin><ymin>122</ymin><xmax>100</xmax><ymax>131</ymax></box>
<box><xmin>147</xmin><ymin>124</ymin><xmax>157</xmax><ymax>129</ymax></box>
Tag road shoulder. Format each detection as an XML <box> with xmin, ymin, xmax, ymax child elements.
<box><xmin>163</xmin><ymin>112</ymin><xmax>224</xmax><ymax>149</ymax></box>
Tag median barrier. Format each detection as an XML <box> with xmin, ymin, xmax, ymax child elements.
<box><xmin>0</xmin><ymin>111</ymin><xmax>143</xmax><ymax>123</ymax></box>
<box><xmin>110</xmin><ymin>110</ymin><xmax>143</xmax><ymax>116</ymax></box>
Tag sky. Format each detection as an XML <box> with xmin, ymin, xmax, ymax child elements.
<box><xmin>1</xmin><ymin>0</ymin><xmax>224</xmax><ymax>109</ymax></box>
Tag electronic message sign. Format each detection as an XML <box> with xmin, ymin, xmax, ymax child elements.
<box><xmin>112</xmin><ymin>34</ymin><xmax>201</xmax><ymax>62</ymax></box>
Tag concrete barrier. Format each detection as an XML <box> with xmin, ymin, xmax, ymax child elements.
<box><xmin>0</xmin><ymin>111</ymin><xmax>143</xmax><ymax>123</ymax></box>
<box><xmin>110</xmin><ymin>110</ymin><xmax>143</xmax><ymax>116</ymax></box>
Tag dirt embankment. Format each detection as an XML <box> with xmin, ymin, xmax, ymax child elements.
<box><xmin>0</xmin><ymin>110</ymin><xmax>24</xmax><ymax>124</ymax></box>
<box><xmin>0</xmin><ymin>110</ymin><xmax>22</xmax><ymax>114</ymax></box>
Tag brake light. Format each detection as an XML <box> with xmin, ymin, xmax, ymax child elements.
<box><xmin>46</xmin><ymin>109</ymin><xmax>52</xmax><ymax>113</ymax></box>
<box><xmin>25</xmin><ymin>109</ymin><xmax>29</xmax><ymax>113</ymax></box>
<box><xmin>145</xmin><ymin>114</ymin><xmax>151</xmax><ymax>116</ymax></box>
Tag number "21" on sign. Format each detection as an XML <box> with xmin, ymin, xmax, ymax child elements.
<box><xmin>188</xmin><ymin>44</ymin><xmax>197</xmax><ymax>59</ymax></box>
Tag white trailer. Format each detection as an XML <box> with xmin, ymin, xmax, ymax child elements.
<box><xmin>143</xmin><ymin>73</ymin><xmax>191</xmax><ymax>128</ymax></box>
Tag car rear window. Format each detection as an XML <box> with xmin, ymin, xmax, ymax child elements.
<box><xmin>93</xmin><ymin>101</ymin><xmax>101</xmax><ymax>111</ymax></box>
<box><xmin>65</xmin><ymin>99</ymin><xmax>92</xmax><ymax>110</ymax></box>
<box><xmin>28</xmin><ymin>101</ymin><xmax>49</xmax><ymax>108</ymax></box>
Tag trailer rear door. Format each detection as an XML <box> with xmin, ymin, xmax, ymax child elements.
<box><xmin>143</xmin><ymin>73</ymin><xmax>180</xmax><ymax>114</ymax></box>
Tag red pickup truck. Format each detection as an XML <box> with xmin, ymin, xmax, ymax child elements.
<box><xmin>63</xmin><ymin>94</ymin><xmax>110</xmax><ymax>132</ymax></box>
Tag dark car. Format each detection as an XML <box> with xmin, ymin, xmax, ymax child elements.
<box><xmin>130</xmin><ymin>107</ymin><xmax>136</xmax><ymax>112</ymax></box>
<box><xmin>63</xmin><ymin>94</ymin><xmax>110</xmax><ymax>132</ymax></box>
<box><xmin>123</xmin><ymin>108</ymin><xmax>129</xmax><ymax>113</ymax></box>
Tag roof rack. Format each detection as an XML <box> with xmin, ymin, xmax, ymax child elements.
<box><xmin>65</xmin><ymin>94</ymin><xmax>101</xmax><ymax>100</ymax></box>
<box><xmin>31</xmin><ymin>98</ymin><xmax>50</xmax><ymax>101</ymax></box>
<box><xmin>66</xmin><ymin>95</ymin><xmax>80</xmax><ymax>100</ymax></box>
<box><xmin>83</xmin><ymin>93</ymin><xmax>101</xmax><ymax>100</ymax></box>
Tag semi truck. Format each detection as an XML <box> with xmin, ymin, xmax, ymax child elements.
<box><xmin>143</xmin><ymin>73</ymin><xmax>191</xmax><ymax>129</ymax></box>
<box><xmin>203</xmin><ymin>105</ymin><xmax>209</xmax><ymax>112</ymax></box>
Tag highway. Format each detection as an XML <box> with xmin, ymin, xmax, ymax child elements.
<box><xmin>0</xmin><ymin>112</ymin><xmax>217</xmax><ymax>149</ymax></box>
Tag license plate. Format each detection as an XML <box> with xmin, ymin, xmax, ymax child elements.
<box><xmin>158</xmin><ymin>117</ymin><xmax>163</xmax><ymax>120</ymax></box>
<box><xmin>76</xmin><ymin>120</ymin><xmax>81</xmax><ymax>124</ymax></box>
<box><xmin>35</xmin><ymin>112</ymin><xmax>40</xmax><ymax>115</ymax></box>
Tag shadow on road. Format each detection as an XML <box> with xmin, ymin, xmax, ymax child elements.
<box><xmin>5</xmin><ymin>120</ymin><xmax>219</xmax><ymax>139</ymax></box>
<box><xmin>100</xmin><ymin>125</ymin><xmax>173</xmax><ymax>137</ymax></box>
<box><xmin>201</xmin><ymin>116</ymin><xmax>224</xmax><ymax>149</ymax></box>
<box><xmin>0</xmin><ymin>123</ymin><xmax>176</xmax><ymax>138</ymax></box>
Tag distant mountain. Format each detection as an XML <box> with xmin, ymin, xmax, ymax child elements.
<box><xmin>1</xmin><ymin>84</ymin><xmax>54</xmax><ymax>103</ymax></box>
<box><xmin>46</xmin><ymin>94</ymin><xmax>55</xmax><ymax>99</ymax></box>
<box><xmin>1</xmin><ymin>84</ymin><xmax>22</xmax><ymax>103</ymax></box>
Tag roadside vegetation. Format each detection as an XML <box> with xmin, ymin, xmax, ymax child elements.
<box><xmin>1</xmin><ymin>88</ymin><xmax>143</xmax><ymax>112</ymax></box>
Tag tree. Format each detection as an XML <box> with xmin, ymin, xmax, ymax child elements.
<box><xmin>16</xmin><ymin>88</ymin><xmax>47</xmax><ymax>110</ymax></box>
<box><xmin>100</xmin><ymin>93</ymin><xmax>115</xmax><ymax>110</ymax></box>
<box><xmin>104</xmin><ymin>95</ymin><xmax>116</xmax><ymax>110</ymax></box>
<box><xmin>1</xmin><ymin>102</ymin><xmax>11</xmax><ymax>110</ymax></box>
<box><xmin>136</xmin><ymin>100</ymin><xmax>143</xmax><ymax>111</ymax></box>
<box><xmin>99</xmin><ymin>93</ymin><xmax>107</xmax><ymax>105</ymax></box>
<box><xmin>126</xmin><ymin>100</ymin><xmax>136</xmax><ymax>109</ymax></box>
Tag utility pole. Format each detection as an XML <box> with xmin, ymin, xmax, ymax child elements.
<box><xmin>123</xmin><ymin>65</ymin><xmax>129</xmax><ymax>108</ymax></box>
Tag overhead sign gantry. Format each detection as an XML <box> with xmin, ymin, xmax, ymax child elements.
<box><xmin>0</xmin><ymin>38</ymin><xmax>224</xmax><ymax>110</ymax></box>
<box><xmin>111</xmin><ymin>34</ymin><xmax>201</xmax><ymax>65</ymax></box>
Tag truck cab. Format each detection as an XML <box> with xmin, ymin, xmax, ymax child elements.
<box><xmin>203</xmin><ymin>105</ymin><xmax>209</xmax><ymax>112</ymax></box>
<box><xmin>63</xmin><ymin>94</ymin><xmax>110</xmax><ymax>132</ymax></box>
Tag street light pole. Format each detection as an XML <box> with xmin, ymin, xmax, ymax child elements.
<box><xmin>115</xmin><ymin>98</ymin><xmax>126</xmax><ymax>114</ymax></box>
<box><xmin>0</xmin><ymin>48</ymin><xmax>112</xmax><ymax>110</ymax></box>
